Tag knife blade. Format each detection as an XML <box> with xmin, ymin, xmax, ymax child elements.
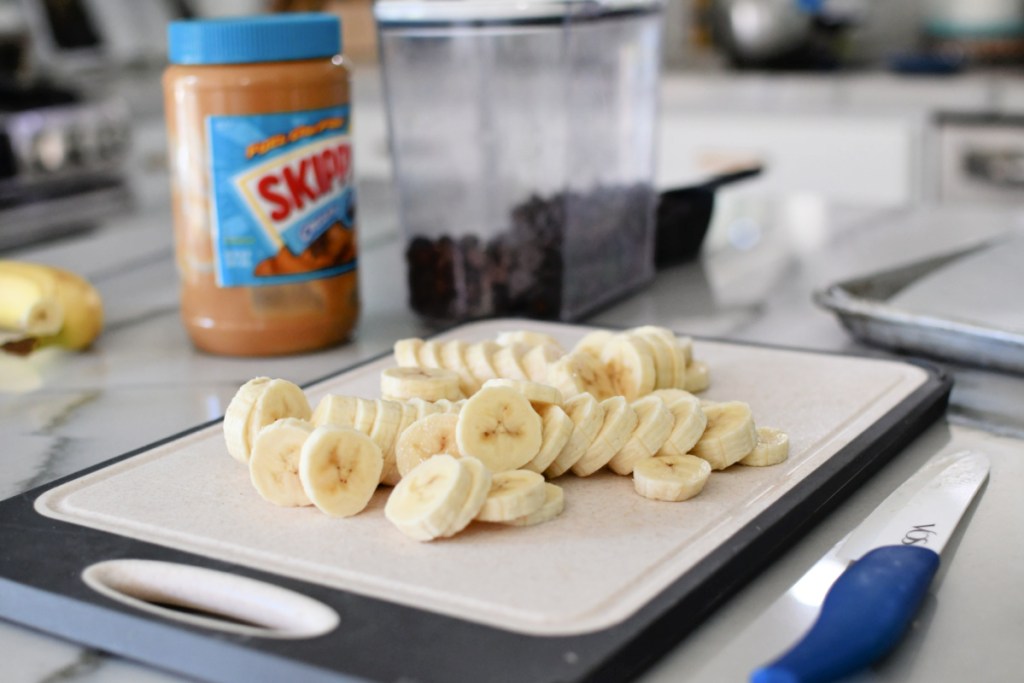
<box><xmin>750</xmin><ymin>450</ymin><xmax>990</xmax><ymax>683</ymax></box>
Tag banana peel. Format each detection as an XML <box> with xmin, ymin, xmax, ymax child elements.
<box><xmin>0</xmin><ymin>260</ymin><xmax>104</xmax><ymax>355</ymax></box>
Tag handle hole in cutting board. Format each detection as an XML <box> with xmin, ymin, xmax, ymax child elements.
<box><xmin>82</xmin><ymin>559</ymin><xmax>339</xmax><ymax>639</ymax></box>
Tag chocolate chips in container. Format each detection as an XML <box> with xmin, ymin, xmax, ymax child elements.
<box><xmin>404</xmin><ymin>184</ymin><xmax>656</xmax><ymax>325</ymax></box>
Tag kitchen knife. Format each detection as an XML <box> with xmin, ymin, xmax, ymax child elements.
<box><xmin>751</xmin><ymin>450</ymin><xmax>990</xmax><ymax>683</ymax></box>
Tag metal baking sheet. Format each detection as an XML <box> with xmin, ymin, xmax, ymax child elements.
<box><xmin>814</xmin><ymin>238</ymin><xmax>1024</xmax><ymax>374</ymax></box>
<box><xmin>0</xmin><ymin>320</ymin><xmax>951</xmax><ymax>683</ymax></box>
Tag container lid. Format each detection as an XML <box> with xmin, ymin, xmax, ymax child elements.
<box><xmin>375</xmin><ymin>0</ymin><xmax>661</xmax><ymax>26</ymax></box>
<box><xmin>168</xmin><ymin>13</ymin><xmax>341</xmax><ymax>65</ymax></box>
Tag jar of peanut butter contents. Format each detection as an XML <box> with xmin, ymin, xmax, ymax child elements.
<box><xmin>163</xmin><ymin>13</ymin><xmax>358</xmax><ymax>356</ymax></box>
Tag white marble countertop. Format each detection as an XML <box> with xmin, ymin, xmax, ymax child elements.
<box><xmin>2</xmin><ymin>183</ymin><xmax>1023</xmax><ymax>681</ymax></box>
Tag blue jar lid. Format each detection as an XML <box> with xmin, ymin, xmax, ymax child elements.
<box><xmin>168</xmin><ymin>13</ymin><xmax>342</xmax><ymax>65</ymax></box>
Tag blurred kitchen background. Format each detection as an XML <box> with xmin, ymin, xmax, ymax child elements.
<box><xmin>2</xmin><ymin>0</ymin><xmax>1023</xmax><ymax>253</ymax></box>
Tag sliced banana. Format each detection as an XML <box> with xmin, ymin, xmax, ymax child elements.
<box><xmin>456</xmin><ymin>385</ymin><xmax>542</xmax><ymax>472</ymax></box>
<box><xmin>522</xmin><ymin>404</ymin><xmax>574</xmax><ymax>474</ymax></box>
<box><xmin>691</xmin><ymin>400</ymin><xmax>757</xmax><ymax>470</ymax></box>
<box><xmin>298</xmin><ymin>426</ymin><xmax>383</xmax><ymax>518</ymax></box>
<box><xmin>395</xmin><ymin>412</ymin><xmax>461</xmax><ymax>477</ymax></box>
<box><xmin>417</xmin><ymin>339</ymin><xmax>445</xmax><ymax>369</ymax></box>
<box><xmin>601</xmin><ymin>334</ymin><xmax>657</xmax><ymax>401</ymax></box>
<box><xmin>475</xmin><ymin>469</ymin><xmax>547</xmax><ymax>522</ymax></box>
<box><xmin>394</xmin><ymin>337</ymin><xmax>424</xmax><ymax>367</ymax></box>
<box><xmin>652</xmin><ymin>389</ymin><xmax>708</xmax><ymax>457</ymax></box>
<box><xmin>633</xmin><ymin>454</ymin><xmax>711</xmax><ymax>502</ymax></box>
<box><xmin>676</xmin><ymin>335</ymin><xmax>694</xmax><ymax>363</ymax></box>
<box><xmin>238</xmin><ymin>378</ymin><xmax>311</xmax><ymax>464</ymax></box>
<box><xmin>440</xmin><ymin>339</ymin><xmax>480</xmax><ymax>396</ymax></box>
<box><xmin>407</xmin><ymin>396</ymin><xmax>444</xmax><ymax>421</ymax></box>
<box><xmin>571</xmin><ymin>395</ymin><xmax>639</xmax><ymax>477</ymax></box>
<box><xmin>380</xmin><ymin>366</ymin><xmax>463</xmax><ymax>402</ymax></box>
<box><xmin>443</xmin><ymin>456</ymin><xmax>492</xmax><ymax>537</ymax></box>
<box><xmin>740</xmin><ymin>427</ymin><xmax>790</xmax><ymax>466</ymax></box>
<box><xmin>385</xmin><ymin>454</ymin><xmax>472</xmax><ymax>541</ymax></box>
<box><xmin>573</xmin><ymin>329</ymin><xmax>614</xmax><ymax>358</ymax></box>
<box><xmin>634</xmin><ymin>328</ymin><xmax>675</xmax><ymax>390</ymax></box>
<box><xmin>492</xmin><ymin>342</ymin><xmax>530</xmax><ymax>380</ymax></box>
<box><xmin>521</xmin><ymin>343</ymin><xmax>565</xmax><ymax>383</ymax></box>
<box><xmin>546</xmin><ymin>350</ymin><xmax>615</xmax><ymax>401</ymax></box>
<box><xmin>248</xmin><ymin>418</ymin><xmax>314</xmax><ymax>507</ymax></box>
<box><xmin>224</xmin><ymin>376</ymin><xmax>272</xmax><ymax>463</ymax></box>
<box><xmin>353</xmin><ymin>397</ymin><xmax>377</xmax><ymax>434</ymax></box>
<box><xmin>546</xmin><ymin>393</ymin><xmax>604</xmax><ymax>478</ymax></box>
<box><xmin>607</xmin><ymin>395</ymin><xmax>675</xmax><ymax>475</ymax></box>
<box><xmin>311</xmin><ymin>394</ymin><xmax>359</xmax><ymax>429</ymax></box>
<box><xmin>370</xmin><ymin>399</ymin><xmax>405</xmax><ymax>485</ymax></box>
<box><xmin>685</xmin><ymin>359</ymin><xmax>710</xmax><ymax>393</ymax></box>
<box><xmin>482</xmin><ymin>378</ymin><xmax>562</xmax><ymax>407</ymax></box>
<box><xmin>504</xmin><ymin>483</ymin><xmax>565</xmax><ymax>527</ymax></box>
<box><xmin>495</xmin><ymin>330</ymin><xmax>562</xmax><ymax>350</ymax></box>
<box><xmin>466</xmin><ymin>340</ymin><xmax>501</xmax><ymax>384</ymax></box>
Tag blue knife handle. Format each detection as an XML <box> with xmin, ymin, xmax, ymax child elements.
<box><xmin>751</xmin><ymin>545</ymin><xmax>940</xmax><ymax>683</ymax></box>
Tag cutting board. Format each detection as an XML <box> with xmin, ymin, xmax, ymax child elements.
<box><xmin>0</xmin><ymin>320</ymin><xmax>950</xmax><ymax>683</ymax></box>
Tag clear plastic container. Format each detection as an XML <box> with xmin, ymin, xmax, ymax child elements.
<box><xmin>375</xmin><ymin>0</ymin><xmax>663</xmax><ymax>324</ymax></box>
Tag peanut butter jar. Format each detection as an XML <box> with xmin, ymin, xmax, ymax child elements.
<box><xmin>163</xmin><ymin>13</ymin><xmax>359</xmax><ymax>356</ymax></box>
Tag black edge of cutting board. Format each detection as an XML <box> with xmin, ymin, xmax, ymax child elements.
<box><xmin>0</xmin><ymin>338</ymin><xmax>952</xmax><ymax>683</ymax></box>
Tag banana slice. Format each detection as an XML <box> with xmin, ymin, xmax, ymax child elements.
<box><xmin>248</xmin><ymin>418</ymin><xmax>315</xmax><ymax>507</ymax></box>
<box><xmin>224</xmin><ymin>376</ymin><xmax>272</xmax><ymax>463</ymax></box>
<box><xmin>685</xmin><ymin>359</ymin><xmax>710</xmax><ymax>393</ymax></box>
<box><xmin>652</xmin><ymin>389</ymin><xmax>708</xmax><ymax>457</ymax></box>
<box><xmin>380</xmin><ymin>366</ymin><xmax>463</xmax><ymax>402</ymax></box>
<box><xmin>311</xmin><ymin>394</ymin><xmax>359</xmax><ymax>429</ymax></box>
<box><xmin>456</xmin><ymin>385</ymin><xmax>542</xmax><ymax>472</ymax></box>
<box><xmin>394</xmin><ymin>338</ymin><xmax>424</xmax><ymax>367</ymax></box>
<box><xmin>417</xmin><ymin>339</ymin><xmax>445</xmax><ymax>369</ymax></box>
<box><xmin>740</xmin><ymin>427</ymin><xmax>790</xmax><ymax>466</ymax></box>
<box><xmin>573</xmin><ymin>329</ymin><xmax>614</xmax><ymax>358</ymax></box>
<box><xmin>633</xmin><ymin>454</ymin><xmax>711</xmax><ymax>502</ymax></box>
<box><xmin>466</xmin><ymin>340</ymin><xmax>501</xmax><ymax>384</ymax></box>
<box><xmin>443</xmin><ymin>456</ymin><xmax>492</xmax><ymax>537</ymax></box>
<box><xmin>475</xmin><ymin>469</ymin><xmax>547</xmax><ymax>522</ymax></box>
<box><xmin>546</xmin><ymin>351</ymin><xmax>616</xmax><ymax>401</ymax></box>
<box><xmin>440</xmin><ymin>339</ymin><xmax>480</xmax><ymax>396</ymax></box>
<box><xmin>238</xmin><ymin>378</ymin><xmax>311</xmax><ymax>464</ymax></box>
<box><xmin>633</xmin><ymin>328</ymin><xmax>675</xmax><ymax>390</ymax></box>
<box><xmin>546</xmin><ymin>393</ymin><xmax>604</xmax><ymax>478</ymax></box>
<box><xmin>433</xmin><ymin>398</ymin><xmax>465</xmax><ymax>414</ymax></box>
<box><xmin>298</xmin><ymin>426</ymin><xmax>383</xmax><ymax>518</ymax></box>
<box><xmin>370</xmin><ymin>399</ymin><xmax>405</xmax><ymax>485</ymax></box>
<box><xmin>504</xmin><ymin>483</ymin><xmax>565</xmax><ymax>527</ymax></box>
<box><xmin>691</xmin><ymin>401</ymin><xmax>757</xmax><ymax>470</ymax></box>
<box><xmin>492</xmin><ymin>342</ymin><xmax>530</xmax><ymax>380</ymax></box>
<box><xmin>395</xmin><ymin>412</ymin><xmax>461</xmax><ymax>477</ymax></box>
<box><xmin>571</xmin><ymin>395</ymin><xmax>639</xmax><ymax>477</ymax></box>
<box><xmin>522</xmin><ymin>404</ymin><xmax>574</xmax><ymax>474</ymax></box>
<box><xmin>495</xmin><ymin>330</ymin><xmax>563</xmax><ymax>350</ymax></box>
<box><xmin>408</xmin><ymin>396</ymin><xmax>444</xmax><ymax>421</ymax></box>
<box><xmin>353</xmin><ymin>398</ymin><xmax>377</xmax><ymax>434</ymax></box>
<box><xmin>601</xmin><ymin>334</ymin><xmax>657</xmax><ymax>400</ymax></box>
<box><xmin>482</xmin><ymin>378</ymin><xmax>562</xmax><ymax>408</ymax></box>
<box><xmin>385</xmin><ymin>454</ymin><xmax>472</xmax><ymax>541</ymax></box>
<box><xmin>676</xmin><ymin>336</ymin><xmax>695</xmax><ymax>367</ymax></box>
<box><xmin>521</xmin><ymin>343</ymin><xmax>565</xmax><ymax>383</ymax></box>
<box><xmin>607</xmin><ymin>395</ymin><xmax>675</xmax><ymax>475</ymax></box>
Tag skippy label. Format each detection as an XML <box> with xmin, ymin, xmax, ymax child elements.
<box><xmin>207</xmin><ymin>105</ymin><xmax>356</xmax><ymax>287</ymax></box>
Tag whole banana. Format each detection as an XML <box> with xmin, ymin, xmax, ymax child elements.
<box><xmin>0</xmin><ymin>260</ymin><xmax>104</xmax><ymax>353</ymax></box>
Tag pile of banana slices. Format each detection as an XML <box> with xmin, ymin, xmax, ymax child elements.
<box><xmin>223</xmin><ymin>326</ymin><xmax>789</xmax><ymax>542</ymax></box>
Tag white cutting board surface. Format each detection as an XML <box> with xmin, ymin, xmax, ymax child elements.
<box><xmin>34</xmin><ymin>321</ymin><xmax>930</xmax><ymax>636</ymax></box>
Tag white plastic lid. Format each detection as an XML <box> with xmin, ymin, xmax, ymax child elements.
<box><xmin>375</xmin><ymin>0</ymin><xmax>661</xmax><ymax>25</ymax></box>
